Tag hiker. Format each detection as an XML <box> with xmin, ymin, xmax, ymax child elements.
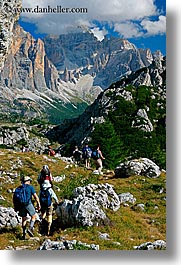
<box><xmin>72</xmin><ymin>145</ymin><xmax>82</xmax><ymax>165</ymax></box>
<box><xmin>37</xmin><ymin>165</ymin><xmax>53</xmax><ymax>188</ymax></box>
<box><xmin>21</xmin><ymin>145</ymin><xmax>29</xmax><ymax>152</ymax></box>
<box><xmin>21</xmin><ymin>145</ymin><xmax>26</xmax><ymax>152</ymax></box>
<box><xmin>39</xmin><ymin>180</ymin><xmax>59</xmax><ymax>236</ymax></box>
<box><xmin>48</xmin><ymin>146</ymin><xmax>55</xmax><ymax>156</ymax></box>
<box><xmin>93</xmin><ymin>145</ymin><xmax>105</xmax><ymax>175</ymax></box>
<box><xmin>82</xmin><ymin>142</ymin><xmax>92</xmax><ymax>169</ymax></box>
<box><xmin>13</xmin><ymin>176</ymin><xmax>41</xmax><ymax>239</ymax></box>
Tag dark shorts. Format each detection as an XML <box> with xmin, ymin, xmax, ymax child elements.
<box><xmin>19</xmin><ymin>203</ymin><xmax>36</xmax><ymax>217</ymax></box>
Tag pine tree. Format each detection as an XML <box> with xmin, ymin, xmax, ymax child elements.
<box><xmin>90</xmin><ymin>120</ymin><xmax>125</xmax><ymax>169</ymax></box>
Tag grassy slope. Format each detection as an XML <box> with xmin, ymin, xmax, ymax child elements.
<box><xmin>0</xmin><ymin>150</ymin><xmax>166</xmax><ymax>250</ymax></box>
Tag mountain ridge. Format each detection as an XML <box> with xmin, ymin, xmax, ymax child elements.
<box><xmin>46</xmin><ymin>55</ymin><xmax>166</xmax><ymax>148</ymax></box>
<box><xmin>0</xmin><ymin>21</ymin><xmax>164</xmax><ymax>124</ymax></box>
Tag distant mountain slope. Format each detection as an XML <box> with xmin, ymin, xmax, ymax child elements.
<box><xmin>46</xmin><ymin>55</ymin><xmax>166</xmax><ymax>146</ymax></box>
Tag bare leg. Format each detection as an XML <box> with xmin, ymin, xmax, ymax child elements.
<box><xmin>22</xmin><ymin>216</ymin><xmax>27</xmax><ymax>239</ymax></box>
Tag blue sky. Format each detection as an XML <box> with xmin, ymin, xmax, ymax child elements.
<box><xmin>19</xmin><ymin>0</ymin><xmax>166</xmax><ymax>55</ymax></box>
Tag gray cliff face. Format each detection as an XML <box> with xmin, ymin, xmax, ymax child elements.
<box><xmin>0</xmin><ymin>24</ymin><xmax>59</xmax><ymax>92</ymax></box>
<box><xmin>0</xmin><ymin>25</ymin><xmax>102</xmax><ymax>122</ymax></box>
<box><xmin>44</xmin><ymin>33</ymin><xmax>163</xmax><ymax>89</ymax></box>
<box><xmin>0</xmin><ymin>0</ymin><xmax>22</xmax><ymax>71</ymax></box>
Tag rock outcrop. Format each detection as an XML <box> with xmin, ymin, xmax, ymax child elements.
<box><xmin>0</xmin><ymin>206</ymin><xmax>21</xmax><ymax>228</ymax></box>
<box><xmin>0</xmin><ymin>0</ymin><xmax>21</xmax><ymax>71</ymax></box>
<box><xmin>0</xmin><ymin>124</ymin><xmax>50</xmax><ymax>153</ymax></box>
<box><xmin>38</xmin><ymin>239</ymin><xmax>99</xmax><ymax>250</ymax></box>
<box><xmin>114</xmin><ymin>158</ymin><xmax>161</xmax><ymax>178</ymax></box>
<box><xmin>56</xmin><ymin>183</ymin><xmax>120</xmax><ymax>227</ymax></box>
<box><xmin>134</xmin><ymin>240</ymin><xmax>166</xmax><ymax>250</ymax></box>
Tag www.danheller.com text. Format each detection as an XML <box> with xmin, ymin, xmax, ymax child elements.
<box><xmin>6</xmin><ymin>5</ymin><xmax>88</xmax><ymax>14</ymax></box>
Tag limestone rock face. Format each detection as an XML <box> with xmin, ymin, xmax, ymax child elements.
<box><xmin>0</xmin><ymin>124</ymin><xmax>50</xmax><ymax>153</ymax></box>
<box><xmin>44</xmin><ymin>33</ymin><xmax>163</xmax><ymax>89</ymax></box>
<box><xmin>0</xmin><ymin>0</ymin><xmax>22</xmax><ymax>71</ymax></box>
<box><xmin>114</xmin><ymin>158</ymin><xmax>161</xmax><ymax>178</ymax></box>
<box><xmin>56</xmin><ymin>183</ymin><xmax>120</xmax><ymax>227</ymax></box>
<box><xmin>0</xmin><ymin>24</ymin><xmax>102</xmax><ymax>121</ymax></box>
<box><xmin>0</xmin><ymin>206</ymin><xmax>21</xmax><ymax>228</ymax></box>
<box><xmin>0</xmin><ymin>24</ymin><xmax>59</xmax><ymax>92</ymax></box>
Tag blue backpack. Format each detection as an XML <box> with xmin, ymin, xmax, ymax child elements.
<box><xmin>13</xmin><ymin>184</ymin><xmax>30</xmax><ymax>211</ymax></box>
<box><xmin>40</xmin><ymin>188</ymin><xmax>52</xmax><ymax>208</ymax></box>
<box><xmin>83</xmin><ymin>147</ymin><xmax>92</xmax><ymax>158</ymax></box>
<box><xmin>92</xmin><ymin>150</ymin><xmax>100</xmax><ymax>159</ymax></box>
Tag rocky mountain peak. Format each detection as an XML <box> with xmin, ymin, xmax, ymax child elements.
<box><xmin>44</xmin><ymin>32</ymin><xmax>160</xmax><ymax>89</ymax></box>
<box><xmin>0</xmin><ymin>16</ymin><xmax>164</xmax><ymax>123</ymax></box>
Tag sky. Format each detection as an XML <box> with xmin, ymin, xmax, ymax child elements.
<box><xmin>19</xmin><ymin>0</ymin><xmax>166</xmax><ymax>55</ymax></box>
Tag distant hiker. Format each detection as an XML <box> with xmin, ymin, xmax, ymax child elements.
<box><xmin>48</xmin><ymin>146</ymin><xmax>55</xmax><ymax>156</ymax></box>
<box><xmin>21</xmin><ymin>145</ymin><xmax>26</xmax><ymax>152</ymax></box>
<box><xmin>37</xmin><ymin>165</ymin><xmax>53</xmax><ymax>188</ymax></box>
<box><xmin>92</xmin><ymin>145</ymin><xmax>105</xmax><ymax>175</ymax></box>
<box><xmin>72</xmin><ymin>146</ymin><xmax>82</xmax><ymax>165</ymax></box>
<box><xmin>13</xmin><ymin>176</ymin><xmax>41</xmax><ymax>239</ymax></box>
<box><xmin>39</xmin><ymin>180</ymin><xmax>59</xmax><ymax>236</ymax></box>
<box><xmin>82</xmin><ymin>142</ymin><xmax>92</xmax><ymax>169</ymax></box>
<box><xmin>21</xmin><ymin>145</ymin><xmax>29</xmax><ymax>152</ymax></box>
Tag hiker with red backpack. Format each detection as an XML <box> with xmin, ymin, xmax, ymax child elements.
<box><xmin>13</xmin><ymin>176</ymin><xmax>41</xmax><ymax>239</ymax></box>
<box><xmin>37</xmin><ymin>165</ymin><xmax>53</xmax><ymax>188</ymax></box>
<box><xmin>48</xmin><ymin>146</ymin><xmax>56</xmax><ymax>156</ymax></box>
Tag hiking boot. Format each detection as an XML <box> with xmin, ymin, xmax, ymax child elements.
<box><xmin>27</xmin><ymin>227</ymin><xmax>34</xmax><ymax>237</ymax></box>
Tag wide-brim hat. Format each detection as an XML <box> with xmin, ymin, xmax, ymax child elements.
<box><xmin>23</xmin><ymin>176</ymin><xmax>32</xmax><ymax>182</ymax></box>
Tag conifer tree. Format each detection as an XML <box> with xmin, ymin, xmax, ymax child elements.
<box><xmin>90</xmin><ymin>120</ymin><xmax>125</xmax><ymax>169</ymax></box>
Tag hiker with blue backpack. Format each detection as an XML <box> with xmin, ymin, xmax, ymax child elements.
<box><xmin>39</xmin><ymin>180</ymin><xmax>59</xmax><ymax>236</ymax></box>
<box><xmin>92</xmin><ymin>145</ymin><xmax>105</xmax><ymax>175</ymax></box>
<box><xmin>13</xmin><ymin>176</ymin><xmax>41</xmax><ymax>240</ymax></box>
<box><xmin>37</xmin><ymin>165</ymin><xmax>59</xmax><ymax>235</ymax></box>
<box><xmin>82</xmin><ymin>142</ymin><xmax>92</xmax><ymax>169</ymax></box>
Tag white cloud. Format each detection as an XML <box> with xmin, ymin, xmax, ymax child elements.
<box><xmin>114</xmin><ymin>22</ymin><xmax>143</xmax><ymax>38</ymax></box>
<box><xmin>141</xmin><ymin>15</ymin><xmax>166</xmax><ymax>36</ymax></box>
<box><xmin>21</xmin><ymin>0</ymin><xmax>165</xmax><ymax>38</ymax></box>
